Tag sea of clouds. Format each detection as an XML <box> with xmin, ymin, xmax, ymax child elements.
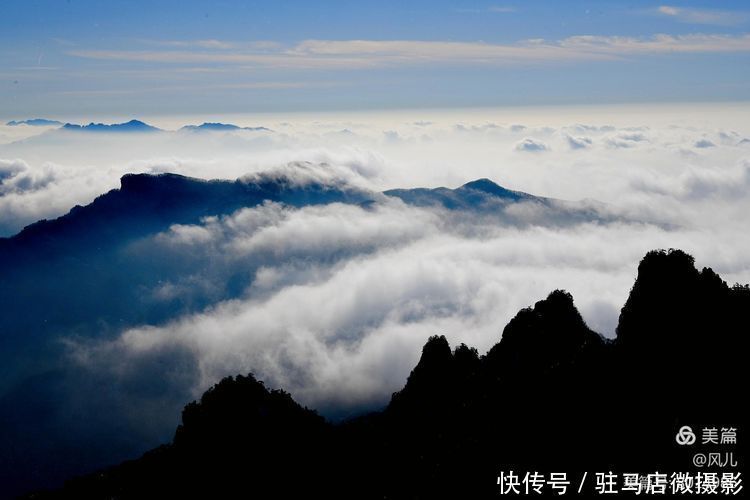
<box><xmin>2</xmin><ymin>104</ymin><xmax>749</xmax><ymax>421</ymax></box>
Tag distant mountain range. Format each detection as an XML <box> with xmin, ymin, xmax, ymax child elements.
<box><xmin>180</xmin><ymin>122</ymin><xmax>271</xmax><ymax>132</ymax></box>
<box><xmin>0</xmin><ymin>172</ymin><xmax>606</xmax><ymax>256</ymax></box>
<box><xmin>5</xmin><ymin>119</ymin><xmax>271</xmax><ymax>134</ymax></box>
<box><xmin>385</xmin><ymin>177</ymin><xmax>536</xmax><ymax>208</ymax></box>
<box><xmin>28</xmin><ymin>249</ymin><xmax>749</xmax><ymax>499</ymax></box>
<box><xmin>6</xmin><ymin>118</ymin><xmax>63</xmax><ymax>127</ymax></box>
<box><xmin>61</xmin><ymin>119</ymin><xmax>161</xmax><ymax>133</ymax></box>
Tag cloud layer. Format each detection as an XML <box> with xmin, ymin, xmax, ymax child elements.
<box><xmin>3</xmin><ymin>104</ymin><xmax>750</xmax><ymax>420</ymax></box>
<box><xmin>0</xmin><ymin>105</ymin><xmax>748</xmax><ymax>498</ymax></box>
<box><xmin>656</xmin><ymin>5</ymin><xmax>750</xmax><ymax>26</ymax></box>
<box><xmin>67</xmin><ymin>33</ymin><xmax>750</xmax><ymax>69</ymax></box>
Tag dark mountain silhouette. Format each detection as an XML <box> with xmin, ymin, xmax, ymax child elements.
<box><xmin>29</xmin><ymin>249</ymin><xmax>748</xmax><ymax>499</ymax></box>
<box><xmin>0</xmin><ymin>174</ymin><xmax>604</xmax><ymax>264</ymax></box>
<box><xmin>1</xmin><ymin>171</ymin><xmax>371</xmax><ymax>258</ymax></box>
<box><xmin>179</xmin><ymin>122</ymin><xmax>271</xmax><ymax>132</ymax></box>
<box><xmin>0</xmin><ymin>174</ymin><xmax>607</xmax><ymax>261</ymax></box>
<box><xmin>6</xmin><ymin>119</ymin><xmax>62</xmax><ymax>127</ymax></box>
<box><xmin>60</xmin><ymin>120</ymin><xmax>161</xmax><ymax>133</ymax></box>
<box><xmin>384</xmin><ymin>178</ymin><xmax>618</xmax><ymax>226</ymax></box>
<box><xmin>384</xmin><ymin>177</ymin><xmax>537</xmax><ymax>209</ymax></box>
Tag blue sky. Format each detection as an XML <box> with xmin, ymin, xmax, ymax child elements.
<box><xmin>2</xmin><ymin>0</ymin><xmax>750</xmax><ymax>117</ymax></box>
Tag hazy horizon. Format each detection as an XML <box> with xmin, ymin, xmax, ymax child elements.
<box><xmin>3</xmin><ymin>0</ymin><xmax>750</xmax><ymax>116</ymax></box>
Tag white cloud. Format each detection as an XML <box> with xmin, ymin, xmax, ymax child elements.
<box><xmin>695</xmin><ymin>138</ymin><xmax>716</xmax><ymax>148</ymax></box>
<box><xmin>0</xmin><ymin>158</ymin><xmax>27</xmax><ymax>181</ymax></box>
<box><xmin>151</xmin><ymin>39</ymin><xmax>239</xmax><ymax>50</ymax></box>
<box><xmin>605</xmin><ymin>131</ymin><xmax>650</xmax><ymax>149</ymax></box>
<box><xmin>657</xmin><ymin>5</ymin><xmax>749</xmax><ymax>26</ymax></box>
<box><xmin>566</xmin><ymin>135</ymin><xmax>592</xmax><ymax>149</ymax></box>
<box><xmin>2</xmin><ymin>103</ymin><xmax>749</xmax><ymax>235</ymax></box>
<box><xmin>68</xmin><ymin>197</ymin><xmax>750</xmax><ymax>413</ymax></box>
<box><xmin>515</xmin><ymin>138</ymin><xmax>549</xmax><ymax>152</ymax></box>
<box><xmin>0</xmin><ymin>158</ymin><xmax>62</xmax><ymax>196</ymax></box>
<box><xmin>67</xmin><ymin>33</ymin><xmax>750</xmax><ymax>70</ymax></box>
<box><xmin>659</xmin><ymin>6</ymin><xmax>679</xmax><ymax>16</ymax></box>
<box><xmin>3</xmin><ymin>103</ymin><xmax>750</xmax><ymax>426</ymax></box>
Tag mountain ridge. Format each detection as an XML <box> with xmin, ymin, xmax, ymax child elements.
<box><xmin>179</xmin><ymin>122</ymin><xmax>271</xmax><ymax>132</ymax></box>
<box><xmin>6</xmin><ymin>118</ymin><xmax>63</xmax><ymax>127</ymax></box>
<box><xmin>60</xmin><ymin>119</ymin><xmax>161</xmax><ymax>133</ymax></box>
<box><xmin>3</xmin><ymin>119</ymin><xmax>273</xmax><ymax>135</ymax></box>
<box><xmin>29</xmin><ymin>249</ymin><xmax>749</xmax><ymax>499</ymax></box>
<box><xmin>0</xmin><ymin>172</ymin><xmax>591</xmax><ymax>248</ymax></box>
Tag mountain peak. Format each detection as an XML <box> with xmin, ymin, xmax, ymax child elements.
<box><xmin>182</xmin><ymin>122</ymin><xmax>240</xmax><ymax>131</ymax></box>
<box><xmin>16</xmin><ymin>249</ymin><xmax>749</xmax><ymax>498</ymax></box>
<box><xmin>616</xmin><ymin>248</ymin><xmax>712</xmax><ymax>352</ymax></box>
<box><xmin>419</xmin><ymin>334</ymin><xmax>452</xmax><ymax>366</ymax></box>
<box><xmin>460</xmin><ymin>177</ymin><xmax>501</xmax><ymax>191</ymax></box>
<box><xmin>485</xmin><ymin>289</ymin><xmax>602</xmax><ymax>375</ymax></box>
<box><xmin>180</xmin><ymin>122</ymin><xmax>271</xmax><ymax>132</ymax></box>
<box><xmin>383</xmin><ymin>177</ymin><xmax>538</xmax><ymax>210</ymax></box>
<box><xmin>61</xmin><ymin>119</ymin><xmax>161</xmax><ymax>133</ymax></box>
<box><xmin>387</xmin><ymin>335</ymin><xmax>454</xmax><ymax>413</ymax></box>
<box><xmin>459</xmin><ymin>178</ymin><xmax>525</xmax><ymax>199</ymax></box>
